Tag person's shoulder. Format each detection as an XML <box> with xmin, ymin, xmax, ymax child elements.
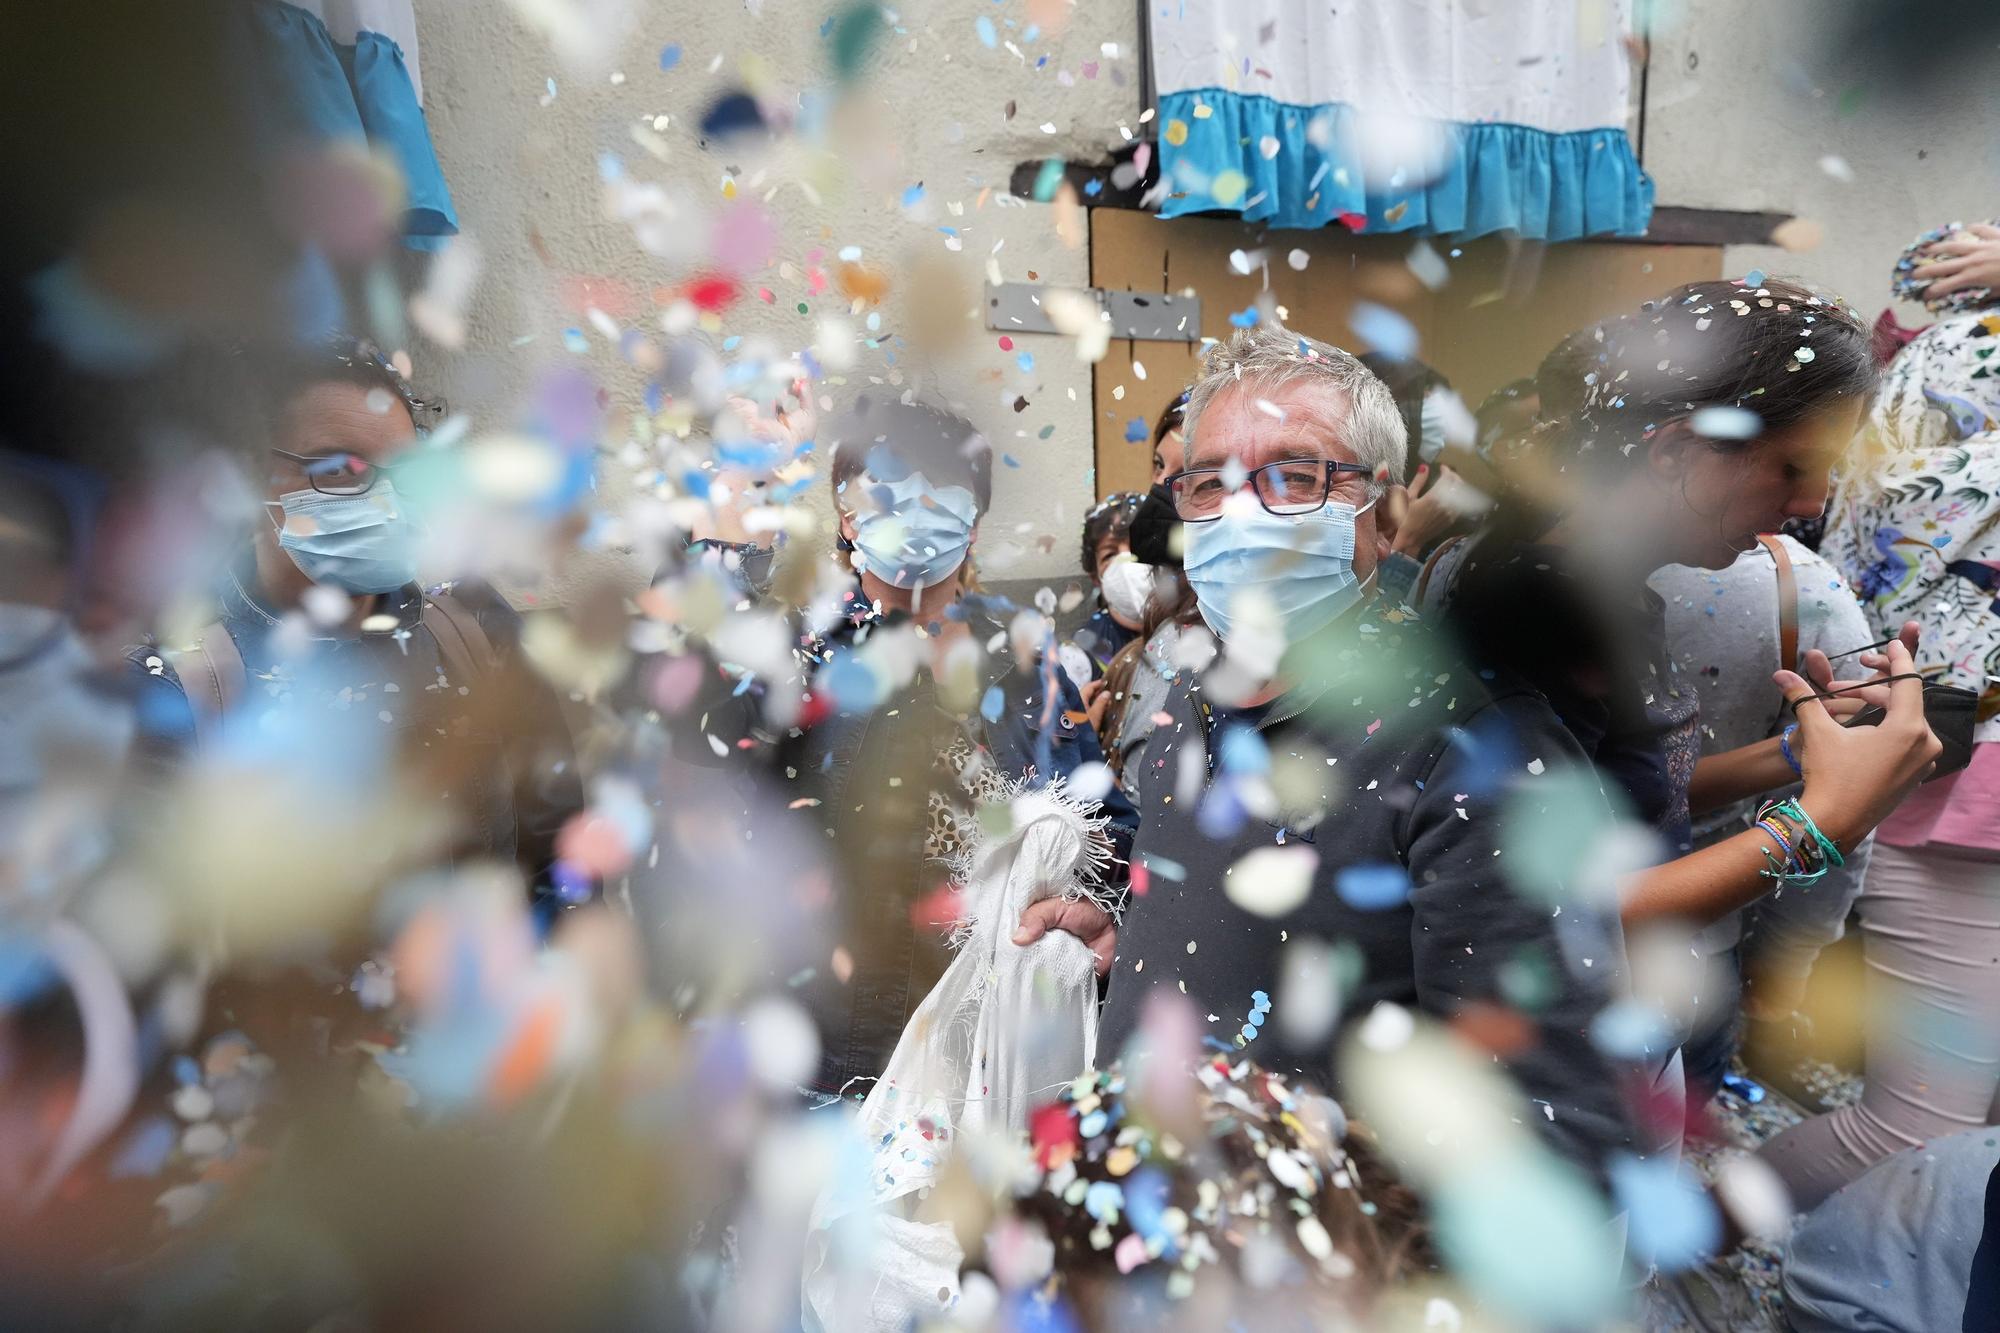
<box><xmin>1780</xmin><ymin>534</ymin><xmax>1844</xmax><ymax>581</ymax></box>
<box><xmin>125</xmin><ymin>642</ymin><xmax>198</xmax><ymax>744</ymax></box>
<box><xmin>425</xmin><ymin>577</ymin><xmax>525</xmax><ymax>640</ymax></box>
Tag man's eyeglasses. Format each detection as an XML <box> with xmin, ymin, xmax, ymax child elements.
<box><xmin>1166</xmin><ymin>459</ymin><xmax>1372</xmax><ymax>521</ymax></box>
<box><xmin>270</xmin><ymin>449</ymin><xmax>423</xmax><ymax>496</ymax></box>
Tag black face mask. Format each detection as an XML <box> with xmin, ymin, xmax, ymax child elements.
<box><xmin>1820</xmin><ymin>681</ymin><xmax>1979</xmax><ymax>782</ymax></box>
<box><xmin>1919</xmin><ymin>681</ymin><xmax>1980</xmax><ymax>780</ymax></box>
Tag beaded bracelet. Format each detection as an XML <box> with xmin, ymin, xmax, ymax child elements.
<box><xmin>1752</xmin><ymin>816</ymin><xmax>1827</xmax><ymax>884</ymax></box>
<box><xmin>1778</xmin><ymin>724</ymin><xmax>1803</xmax><ymax>779</ymax></box>
<box><xmin>1755</xmin><ymin>797</ymin><xmax>1845</xmax><ymax>882</ymax></box>
<box><xmin>1765</xmin><ymin>797</ymin><xmax>1845</xmax><ymax>869</ymax></box>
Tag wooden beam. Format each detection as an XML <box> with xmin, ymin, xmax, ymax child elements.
<box><xmin>1010</xmin><ymin>155</ymin><xmax>1793</xmax><ymax>248</ymax></box>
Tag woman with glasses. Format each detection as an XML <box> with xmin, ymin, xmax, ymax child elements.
<box><xmin>129</xmin><ymin>336</ymin><xmax>584</xmax><ymax>917</ymax></box>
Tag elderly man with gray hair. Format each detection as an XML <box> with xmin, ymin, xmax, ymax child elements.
<box><xmin>1082</xmin><ymin>323</ymin><xmax>1639</xmax><ymax>1186</ymax></box>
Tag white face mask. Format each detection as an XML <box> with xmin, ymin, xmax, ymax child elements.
<box><xmin>1417</xmin><ymin>391</ymin><xmax>1449</xmax><ymax>463</ymax></box>
<box><xmin>1098</xmin><ymin>556</ymin><xmax>1158</xmax><ymax>627</ymax></box>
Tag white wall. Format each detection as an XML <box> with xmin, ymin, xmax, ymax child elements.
<box><xmin>1643</xmin><ymin>0</ymin><xmax>1999</xmax><ymax>320</ymax></box>
<box><xmin>408</xmin><ymin>0</ymin><xmax>1994</xmax><ymax>606</ymax></box>
<box><xmin>412</xmin><ymin>0</ymin><xmax>1148</xmax><ymax>596</ymax></box>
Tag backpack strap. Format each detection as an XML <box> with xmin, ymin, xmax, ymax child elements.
<box><xmin>164</xmin><ymin>622</ymin><xmax>246</xmax><ymax>746</ymax></box>
<box><xmin>420</xmin><ymin>589</ymin><xmax>499</xmax><ymax>694</ymax></box>
<box><xmin>1758</xmin><ymin>533</ymin><xmax>1799</xmax><ymax>672</ymax></box>
<box><xmin>1414</xmin><ymin>534</ymin><xmax>1467</xmax><ymax>608</ymax></box>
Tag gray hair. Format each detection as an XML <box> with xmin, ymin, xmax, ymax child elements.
<box><xmin>1182</xmin><ymin>322</ymin><xmax>1407</xmax><ymax>495</ymax></box>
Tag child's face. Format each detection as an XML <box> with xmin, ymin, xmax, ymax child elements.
<box><xmin>1093</xmin><ymin>536</ymin><xmax>1130</xmax><ymax>586</ymax></box>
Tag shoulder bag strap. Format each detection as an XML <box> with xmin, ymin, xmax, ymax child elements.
<box><xmin>420</xmin><ymin>590</ymin><xmax>498</xmax><ymax>693</ymax></box>
<box><xmin>1758</xmin><ymin>534</ymin><xmax>1799</xmax><ymax>673</ymax></box>
<box><xmin>1414</xmin><ymin>533</ymin><xmax>1467</xmax><ymax>607</ymax></box>
<box><xmin>166</xmin><ymin>622</ymin><xmax>246</xmax><ymax>746</ymax></box>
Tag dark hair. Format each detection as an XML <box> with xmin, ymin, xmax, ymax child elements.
<box><xmin>1151</xmin><ymin>391</ymin><xmax>1189</xmax><ymax>451</ymax></box>
<box><xmin>1357</xmin><ymin>353</ymin><xmax>1448</xmax><ymax>483</ymax></box>
<box><xmin>1474</xmin><ymin>377</ymin><xmax>1537</xmax><ymax>428</ymax></box>
<box><xmin>1081</xmin><ymin>491</ymin><xmax>1143</xmax><ymax>580</ymax></box>
<box><xmin>1533</xmin><ymin>325</ymin><xmax>1607</xmax><ymax>428</ymax></box>
<box><xmin>1544</xmin><ymin>278</ymin><xmax>1874</xmax><ymax>474</ymax></box>
<box><xmin>825</xmin><ymin>394</ymin><xmax>993</xmax><ymax>514</ymax></box>
<box><xmin>262</xmin><ymin>335</ymin><xmax>442</xmax><ymax>436</ymax></box>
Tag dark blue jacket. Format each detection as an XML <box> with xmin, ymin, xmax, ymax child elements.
<box><xmin>654</xmin><ymin>581</ymin><xmax>1136</xmax><ymax>1095</ymax></box>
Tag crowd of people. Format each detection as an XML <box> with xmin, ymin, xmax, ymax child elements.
<box><xmin>6</xmin><ymin>192</ymin><xmax>2000</xmax><ymax>1328</ymax></box>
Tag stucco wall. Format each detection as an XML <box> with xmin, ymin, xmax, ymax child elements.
<box><xmin>410</xmin><ymin>1</ymin><xmax>1993</xmax><ymax>606</ymax></box>
<box><xmin>411</xmin><ymin>0</ymin><xmax>1148</xmax><ymax>597</ymax></box>
<box><xmin>1642</xmin><ymin>1</ymin><xmax>2000</xmax><ymax>320</ymax></box>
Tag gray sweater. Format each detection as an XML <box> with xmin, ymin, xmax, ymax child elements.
<box><xmin>1649</xmin><ymin>536</ymin><xmax>1875</xmax><ymax>984</ymax></box>
<box><xmin>1100</xmin><ymin>604</ymin><xmax>1639</xmax><ymax>1180</ymax></box>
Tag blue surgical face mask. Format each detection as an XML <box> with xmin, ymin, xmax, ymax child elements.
<box><xmin>847</xmin><ymin>471</ymin><xmax>979</xmax><ymax>593</ymax></box>
<box><xmin>1184</xmin><ymin>494</ymin><xmax>1377</xmax><ymax>645</ymax></box>
<box><xmin>270</xmin><ymin>486</ymin><xmax>421</xmax><ymax>595</ymax></box>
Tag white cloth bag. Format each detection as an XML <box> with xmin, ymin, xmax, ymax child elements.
<box><xmin>802</xmin><ymin>787</ymin><xmax>1110</xmax><ymax>1332</ymax></box>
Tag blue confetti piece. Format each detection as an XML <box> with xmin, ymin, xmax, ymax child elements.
<box><xmin>1083</xmin><ymin>1180</ymin><xmax>1124</xmax><ymax>1221</ymax></box>
<box><xmin>1123</xmin><ymin>417</ymin><xmax>1148</xmax><ymax>442</ymax></box>
<box><xmin>975</xmin><ymin>15</ymin><xmax>997</xmax><ymax>47</ymax></box>
<box><xmin>824</xmin><ymin>652</ymin><xmax>882</xmax><ymax>712</ymax></box>
<box><xmin>107</xmin><ymin>1117</ymin><xmax>179</xmax><ymax>1180</ymax></box>
<box><xmin>1084</xmin><ymin>177</ymin><xmax>1103</xmax><ymax>197</ymax></box>
<box><xmin>1745</xmin><ymin>268</ymin><xmax>1768</xmax><ymax>287</ymax></box>
<box><xmin>1002</xmin><ymin>453</ymin><xmax>1021</xmax><ymax>468</ymax></box>
<box><xmin>1591</xmin><ymin>999</ymin><xmax>1673</xmax><ymax>1060</ymax></box>
<box><xmin>1217</xmin><ymin>724</ymin><xmax>1270</xmax><ymax>776</ymax></box>
<box><xmin>980</xmin><ymin>684</ymin><xmax>1005</xmax><ymax>723</ymax></box>
<box><xmin>1610</xmin><ymin>1154</ymin><xmax>1721</xmax><ymax>1273</ymax></box>
<box><xmin>659</xmin><ymin>43</ymin><xmax>682</xmax><ymax>70</ymax></box>
<box><xmin>1335</xmin><ymin>862</ymin><xmax>1410</xmax><ymax>911</ymax></box>
<box><xmin>1349</xmin><ymin>301</ymin><xmax>1418</xmax><ymax>360</ymax></box>
<box><xmin>1228</xmin><ymin>304</ymin><xmax>1262</xmax><ymax>329</ymax></box>
<box><xmin>1015</xmin><ymin>351</ymin><xmax>1034</xmax><ymax>373</ymax></box>
<box><xmin>1197</xmin><ymin>780</ymin><xmax>1248</xmax><ymax>839</ymax></box>
<box><xmin>1078</xmin><ymin>1109</ymin><xmax>1108</xmax><ymax>1137</ymax></box>
<box><xmin>901</xmin><ymin>182</ymin><xmax>925</xmax><ymax>208</ymax></box>
<box><xmin>562</xmin><ymin>328</ymin><xmax>588</xmax><ymax>354</ymax></box>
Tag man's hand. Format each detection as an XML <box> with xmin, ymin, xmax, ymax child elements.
<box><xmin>1014</xmin><ymin>896</ymin><xmax>1116</xmax><ymax>976</ymax></box>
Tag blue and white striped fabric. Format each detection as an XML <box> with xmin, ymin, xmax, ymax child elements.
<box><xmin>1149</xmin><ymin>0</ymin><xmax>1653</xmax><ymax>241</ymax></box>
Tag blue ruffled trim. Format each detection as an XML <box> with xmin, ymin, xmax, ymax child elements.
<box><xmin>250</xmin><ymin>1</ymin><xmax>458</xmax><ymax>250</ymax></box>
<box><xmin>1157</xmin><ymin>89</ymin><xmax>1652</xmax><ymax>242</ymax></box>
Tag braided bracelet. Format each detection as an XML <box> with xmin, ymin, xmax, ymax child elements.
<box><xmin>1753</xmin><ymin>816</ymin><xmax>1827</xmax><ymax>884</ymax></box>
<box><xmin>1778</xmin><ymin>725</ymin><xmax>1803</xmax><ymax>779</ymax></box>
<box><xmin>1756</xmin><ymin>797</ymin><xmax>1845</xmax><ymax>877</ymax></box>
